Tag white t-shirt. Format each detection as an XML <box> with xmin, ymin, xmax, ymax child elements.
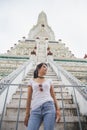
<box><xmin>28</xmin><ymin>79</ymin><xmax>54</xmax><ymax>110</ymax></box>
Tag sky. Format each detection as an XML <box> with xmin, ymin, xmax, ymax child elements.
<box><xmin>0</xmin><ymin>0</ymin><xmax>87</xmax><ymax>58</ymax></box>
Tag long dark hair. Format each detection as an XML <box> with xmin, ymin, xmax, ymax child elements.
<box><xmin>34</xmin><ymin>63</ymin><xmax>47</xmax><ymax>78</ymax></box>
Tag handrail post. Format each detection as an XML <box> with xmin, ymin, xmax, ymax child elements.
<box><xmin>60</xmin><ymin>85</ymin><xmax>66</xmax><ymax>130</ymax></box>
<box><xmin>72</xmin><ymin>86</ymin><xmax>82</xmax><ymax>130</ymax></box>
<box><xmin>15</xmin><ymin>85</ymin><xmax>22</xmax><ymax>130</ymax></box>
<box><xmin>0</xmin><ymin>81</ymin><xmax>10</xmax><ymax>130</ymax></box>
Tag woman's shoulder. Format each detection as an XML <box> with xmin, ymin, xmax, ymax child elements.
<box><xmin>28</xmin><ymin>78</ymin><xmax>38</xmax><ymax>84</ymax></box>
<box><xmin>27</xmin><ymin>78</ymin><xmax>33</xmax><ymax>86</ymax></box>
<box><xmin>47</xmin><ymin>78</ymin><xmax>52</xmax><ymax>81</ymax></box>
<box><xmin>47</xmin><ymin>78</ymin><xmax>53</xmax><ymax>84</ymax></box>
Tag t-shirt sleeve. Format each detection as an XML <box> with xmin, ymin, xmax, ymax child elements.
<box><xmin>49</xmin><ymin>79</ymin><xmax>53</xmax><ymax>86</ymax></box>
<box><xmin>27</xmin><ymin>79</ymin><xmax>32</xmax><ymax>86</ymax></box>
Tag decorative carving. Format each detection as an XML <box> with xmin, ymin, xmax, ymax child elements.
<box><xmin>84</xmin><ymin>54</ymin><xmax>87</xmax><ymax>59</ymax></box>
<box><xmin>47</xmin><ymin>47</ymin><xmax>50</xmax><ymax>51</ymax></box>
<box><xmin>41</xmin><ymin>24</ymin><xmax>45</xmax><ymax>27</ymax></box>
<box><xmin>45</xmin><ymin>38</ymin><xmax>48</xmax><ymax>40</ymax></box>
<box><xmin>34</xmin><ymin>46</ymin><xmax>37</xmax><ymax>49</ymax></box>
<box><xmin>31</xmin><ymin>50</ymin><xmax>36</xmax><ymax>55</ymax></box>
<box><xmin>47</xmin><ymin>50</ymin><xmax>53</xmax><ymax>55</ymax></box>
<box><xmin>22</xmin><ymin>36</ymin><xmax>26</xmax><ymax>39</ymax></box>
<box><xmin>36</xmin><ymin>37</ymin><xmax>39</xmax><ymax>39</ymax></box>
<box><xmin>7</xmin><ymin>50</ymin><xmax>10</xmax><ymax>52</ymax></box>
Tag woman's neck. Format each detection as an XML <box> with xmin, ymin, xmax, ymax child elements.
<box><xmin>38</xmin><ymin>76</ymin><xmax>44</xmax><ymax>78</ymax></box>
<box><xmin>38</xmin><ymin>74</ymin><xmax>45</xmax><ymax>79</ymax></box>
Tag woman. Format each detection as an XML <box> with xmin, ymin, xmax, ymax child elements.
<box><xmin>24</xmin><ymin>63</ymin><xmax>61</xmax><ymax>130</ymax></box>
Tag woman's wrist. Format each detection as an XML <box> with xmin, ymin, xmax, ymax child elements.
<box><xmin>56</xmin><ymin>108</ymin><xmax>60</xmax><ymax>111</ymax></box>
<box><xmin>54</xmin><ymin>102</ymin><xmax>60</xmax><ymax>110</ymax></box>
<box><xmin>25</xmin><ymin>110</ymin><xmax>30</xmax><ymax>117</ymax></box>
<box><xmin>25</xmin><ymin>114</ymin><xmax>30</xmax><ymax>118</ymax></box>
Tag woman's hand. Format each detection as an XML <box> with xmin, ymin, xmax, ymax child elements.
<box><xmin>24</xmin><ymin>116</ymin><xmax>29</xmax><ymax>127</ymax></box>
<box><xmin>56</xmin><ymin>109</ymin><xmax>61</xmax><ymax>123</ymax></box>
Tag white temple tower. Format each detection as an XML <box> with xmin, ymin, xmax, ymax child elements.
<box><xmin>0</xmin><ymin>11</ymin><xmax>87</xmax><ymax>130</ymax></box>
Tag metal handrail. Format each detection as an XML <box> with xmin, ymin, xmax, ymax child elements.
<box><xmin>60</xmin><ymin>85</ymin><xmax>66</xmax><ymax>130</ymax></box>
<box><xmin>48</xmin><ymin>59</ymin><xmax>87</xmax><ymax>100</ymax></box>
<box><xmin>0</xmin><ymin>83</ymin><xmax>86</xmax><ymax>130</ymax></box>
<box><xmin>0</xmin><ymin>83</ymin><xmax>86</xmax><ymax>87</ymax></box>
<box><xmin>48</xmin><ymin>61</ymin><xmax>61</xmax><ymax>81</ymax></box>
<box><xmin>15</xmin><ymin>85</ymin><xmax>22</xmax><ymax>130</ymax></box>
<box><xmin>48</xmin><ymin>59</ymin><xmax>85</xmax><ymax>130</ymax></box>
<box><xmin>0</xmin><ymin>59</ymin><xmax>87</xmax><ymax>130</ymax></box>
<box><xmin>0</xmin><ymin>83</ymin><xmax>10</xmax><ymax>130</ymax></box>
<box><xmin>0</xmin><ymin>60</ymin><xmax>33</xmax><ymax>130</ymax></box>
<box><xmin>0</xmin><ymin>59</ymin><xmax>33</xmax><ymax>95</ymax></box>
<box><xmin>72</xmin><ymin>86</ymin><xmax>82</xmax><ymax>130</ymax></box>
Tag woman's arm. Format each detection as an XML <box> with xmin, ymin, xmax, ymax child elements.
<box><xmin>25</xmin><ymin>85</ymin><xmax>32</xmax><ymax>117</ymax></box>
<box><xmin>50</xmin><ymin>85</ymin><xmax>60</xmax><ymax>110</ymax></box>
<box><xmin>50</xmin><ymin>85</ymin><xmax>61</xmax><ymax>122</ymax></box>
<box><xmin>24</xmin><ymin>85</ymin><xmax>32</xmax><ymax>126</ymax></box>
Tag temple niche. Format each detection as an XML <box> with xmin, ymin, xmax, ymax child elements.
<box><xmin>84</xmin><ymin>54</ymin><xmax>87</xmax><ymax>59</ymax></box>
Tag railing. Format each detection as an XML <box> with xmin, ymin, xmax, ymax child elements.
<box><xmin>58</xmin><ymin>84</ymin><xmax>87</xmax><ymax>130</ymax></box>
<box><xmin>0</xmin><ymin>60</ymin><xmax>33</xmax><ymax>114</ymax></box>
<box><xmin>48</xmin><ymin>60</ymin><xmax>61</xmax><ymax>81</ymax></box>
<box><xmin>0</xmin><ymin>59</ymin><xmax>34</xmax><ymax>130</ymax></box>
<box><xmin>48</xmin><ymin>59</ymin><xmax>87</xmax><ymax>130</ymax></box>
<box><xmin>0</xmin><ymin>60</ymin><xmax>87</xmax><ymax>130</ymax></box>
<box><xmin>0</xmin><ymin>60</ymin><xmax>33</xmax><ymax>93</ymax></box>
<box><xmin>0</xmin><ymin>83</ymin><xmax>87</xmax><ymax>130</ymax></box>
<box><xmin>0</xmin><ymin>83</ymin><xmax>27</xmax><ymax>130</ymax></box>
<box><xmin>56</xmin><ymin>64</ymin><xmax>87</xmax><ymax>97</ymax></box>
<box><xmin>48</xmin><ymin>59</ymin><xmax>87</xmax><ymax>99</ymax></box>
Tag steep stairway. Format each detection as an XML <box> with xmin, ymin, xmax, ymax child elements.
<box><xmin>37</xmin><ymin>41</ymin><xmax>47</xmax><ymax>62</ymax></box>
<box><xmin>2</xmin><ymin>65</ymin><xmax>87</xmax><ymax>130</ymax></box>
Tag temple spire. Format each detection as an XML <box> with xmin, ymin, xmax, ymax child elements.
<box><xmin>37</xmin><ymin>11</ymin><xmax>48</xmax><ymax>25</ymax></box>
<box><xmin>28</xmin><ymin>11</ymin><xmax>55</xmax><ymax>40</ymax></box>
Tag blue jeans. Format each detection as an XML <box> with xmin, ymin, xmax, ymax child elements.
<box><xmin>27</xmin><ymin>101</ymin><xmax>56</xmax><ymax>130</ymax></box>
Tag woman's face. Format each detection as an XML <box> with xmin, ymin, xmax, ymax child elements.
<box><xmin>39</xmin><ymin>64</ymin><xmax>48</xmax><ymax>75</ymax></box>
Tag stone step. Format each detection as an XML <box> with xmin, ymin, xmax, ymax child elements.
<box><xmin>23</xmin><ymin>76</ymin><xmax>58</xmax><ymax>80</ymax></box>
<box><xmin>22</xmin><ymin>75</ymin><xmax>59</xmax><ymax>79</ymax></box>
<box><xmin>2</xmin><ymin>66</ymin><xmax>87</xmax><ymax>130</ymax></box>
<box><xmin>16</xmin><ymin>88</ymin><xmax>69</xmax><ymax>94</ymax></box>
<box><xmin>7</xmin><ymin>102</ymin><xmax>76</xmax><ymax>109</ymax></box>
<box><xmin>3</xmin><ymin>115</ymin><xmax>86</xmax><ymax>122</ymax></box>
<box><xmin>22</xmin><ymin>82</ymin><xmax>62</xmax><ymax>87</ymax></box>
<box><xmin>12</xmin><ymin>94</ymin><xmax>72</xmax><ymax>100</ymax></box>
<box><xmin>22</xmin><ymin>80</ymin><xmax>62</xmax><ymax>85</ymax></box>
<box><xmin>6</xmin><ymin>102</ymin><xmax>77</xmax><ymax>109</ymax></box>
<box><xmin>19</xmin><ymin>82</ymin><xmax>64</xmax><ymax>87</ymax></box>
<box><xmin>11</xmin><ymin>98</ymin><xmax>73</xmax><ymax>106</ymax></box>
<box><xmin>6</xmin><ymin>104</ymin><xmax>77</xmax><ymax>117</ymax></box>
<box><xmin>27</xmin><ymin>72</ymin><xmax>57</xmax><ymax>76</ymax></box>
<box><xmin>24</xmin><ymin>76</ymin><xmax>59</xmax><ymax>80</ymax></box>
<box><xmin>14</xmin><ymin>92</ymin><xmax>70</xmax><ymax>98</ymax></box>
<box><xmin>23</xmin><ymin>78</ymin><xmax>60</xmax><ymax>82</ymax></box>
<box><xmin>11</xmin><ymin>97</ymin><xmax>73</xmax><ymax>105</ymax></box>
<box><xmin>54</xmin><ymin>89</ymin><xmax>69</xmax><ymax>93</ymax></box>
<box><xmin>2</xmin><ymin>116</ymin><xmax>87</xmax><ymax>130</ymax></box>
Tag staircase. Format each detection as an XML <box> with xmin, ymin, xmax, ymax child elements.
<box><xmin>1</xmin><ymin>64</ymin><xmax>87</xmax><ymax>130</ymax></box>
<box><xmin>37</xmin><ymin>40</ymin><xmax>47</xmax><ymax>62</ymax></box>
